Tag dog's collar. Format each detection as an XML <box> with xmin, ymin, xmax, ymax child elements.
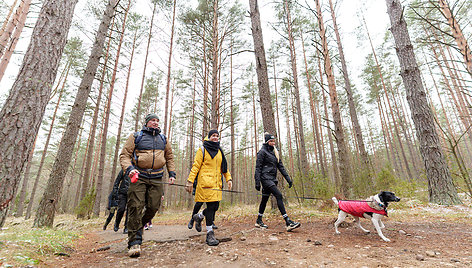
<box><xmin>374</xmin><ymin>195</ymin><xmax>385</xmax><ymax>208</ymax></box>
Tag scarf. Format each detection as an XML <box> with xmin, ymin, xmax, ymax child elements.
<box><xmin>203</xmin><ymin>140</ymin><xmax>228</xmax><ymax>173</ymax></box>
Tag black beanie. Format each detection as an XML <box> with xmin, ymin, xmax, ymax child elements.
<box><xmin>208</xmin><ymin>129</ymin><xmax>219</xmax><ymax>139</ymax></box>
<box><xmin>264</xmin><ymin>132</ymin><xmax>275</xmax><ymax>143</ymax></box>
<box><xmin>145</xmin><ymin>113</ymin><xmax>159</xmax><ymax>125</ymax></box>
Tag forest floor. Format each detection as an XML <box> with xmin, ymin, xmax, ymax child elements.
<box><xmin>2</xmin><ymin>197</ymin><xmax>472</xmax><ymax>268</ymax></box>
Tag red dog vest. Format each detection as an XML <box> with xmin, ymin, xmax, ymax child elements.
<box><xmin>338</xmin><ymin>200</ymin><xmax>387</xmax><ymax>218</ymax></box>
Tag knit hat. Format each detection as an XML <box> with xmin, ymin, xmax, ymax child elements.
<box><xmin>264</xmin><ymin>132</ymin><xmax>275</xmax><ymax>143</ymax></box>
<box><xmin>208</xmin><ymin>129</ymin><xmax>219</xmax><ymax>139</ymax></box>
<box><xmin>144</xmin><ymin>113</ymin><xmax>159</xmax><ymax>125</ymax></box>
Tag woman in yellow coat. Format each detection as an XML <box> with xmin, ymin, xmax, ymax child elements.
<box><xmin>185</xmin><ymin>130</ymin><xmax>232</xmax><ymax>246</ymax></box>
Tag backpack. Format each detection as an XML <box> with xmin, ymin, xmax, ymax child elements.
<box><xmin>132</xmin><ymin>130</ymin><xmax>167</xmax><ymax>165</ymax></box>
<box><xmin>134</xmin><ymin>130</ymin><xmax>166</xmax><ymax>146</ymax></box>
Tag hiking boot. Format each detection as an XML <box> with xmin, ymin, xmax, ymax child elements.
<box><xmin>206</xmin><ymin>230</ymin><xmax>219</xmax><ymax>246</ymax></box>
<box><xmin>128</xmin><ymin>244</ymin><xmax>141</xmax><ymax>257</ymax></box>
<box><xmin>123</xmin><ymin>228</ymin><xmax>128</xmax><ymax>234</ymax></box>
<box><xmin>103</xmin><ymin>223</ymin><xmax>107</xmax><ymax>230</ymax></box>
<box><xmin>193</xmin><ymin>213</ymin><xmax>204</xmax><ymax>232</ymax></box>
<box><xmin>144</xmin><ymin>225</ymin><xmax>149</xmax><ymax>230</ymax></box>
<box><xmin>211</xmin><ymin>223</ymin><xmax>218</xmax><ymax>230</ymax></box>
<box><xmin>285</xmin><ymin>219</ymin><xmax>300</xmax><ymax>232</ymax></box>
<box><xmin>255</xmin><ymin>216</ymin><xmax>268</xmax><ymax>229</ymax></box>
<box><xmin>188</xmin><ymin>217</ymin><xmax>194</xmax><ymax>229</ymax></box>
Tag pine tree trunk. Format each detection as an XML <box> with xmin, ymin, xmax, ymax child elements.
<box><xmin>284</xmin><ymin>0</ymin><xmax>309</xmax><ymax>175</ymax></box>
<box><xmin>385</xmin><ymin>0</ymin><xmax>460</xmax><ymax>205</ymax></box>
<box><xmin>16</xmin><ymin>135</ymin><xmax>37</xmax><ymax>217</ymax></box>
<box><xmin>0</xmin><ymin>0</ymin><xmax>78</xmax><ymax>226</ymax></box>
<box><xmin>79</xmin><ymin>19</ymin><xmax>115</xmax><ymax>204</ymax></box>
<box><xmin>209</xmin><ymin>0</ymin><xmax>219</xmax><ymax>130</ymax></box>
<box><xmin>0</xmin><ymin>0</ymin><xmax>18</xmax><ymax>40</ymax></box>
<box><xmin>108</xmin><ymin>29</ymin><xmax>137</xmax><ymax>195</ymax></box>
<box><xmin>94</xmin><ymin>0</ymin><xmax>130</xmax><ymax>217</ymax></box>
<box><xmin>437</xmin><ymin>0</ymin><xmax>472</xmax><ymax>76</ymax></box>
<box><xmin>248</xmin><ymin>0</ymin><xmax>277</xmax><ymax>137</ymax></box>
<box><xmin>32</xmin><ymin>0</ymin><xmax>119</xmax><ymax>227</ymax></box>
<box><xmin>315</xmin><ymin>0</ymin><xmax>351</xmax><ymax>196</ymax></box>
<box><xmin>0</xmin><ymin>0</ymin><xmax>31</xmax><ymax>82</ymax></box>
<box><xmin>164</xmin><ymin>0</ymin><xmax>177</xmax><ymax>135</ymax></box>
<box><xmin>328</xmin><ymin>0</ymin><xmax>370</xmax><ymax>168</ymax></box>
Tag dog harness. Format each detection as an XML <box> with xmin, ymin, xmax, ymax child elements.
<box><xmin>338</xmin><ymin>200</ymin><xmax>387</xmax><ymax>218</ymax></box>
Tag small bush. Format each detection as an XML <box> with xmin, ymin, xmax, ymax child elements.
<box><xmin>75</xmin><ymin>188</ymin><xmax>96</xmax><ymax>219</ymax></box>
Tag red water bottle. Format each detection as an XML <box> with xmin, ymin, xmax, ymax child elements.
<box><xmin>131</xmin><ymin>172</ymin><xmax>139</xmax><ymax>183</ymax></box>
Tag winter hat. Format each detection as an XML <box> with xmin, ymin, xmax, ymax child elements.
<box><xmin>264</xmin><ymin>132</ymin><xmax>275</xmax><ymax>143</ymax></box>
<box><xmin>145</xmin><ymin>113</ymin><xmax>159</xmax><ymax>125</ymax></box>
<box><xmin>208</xmin><ymin>129</ymin><xmax>219</xmax><ymax>139</ymax></box>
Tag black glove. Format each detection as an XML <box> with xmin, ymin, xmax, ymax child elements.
<box><xmin>255</xmin><ymin>183</ymin><xmax>261</xmax><ymax>191</ymax></box>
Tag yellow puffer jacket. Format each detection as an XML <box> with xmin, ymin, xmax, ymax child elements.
<box><xmin>187</xmin><ymin>144</ymin><xmax>232</xmax><ymax>202</ymax></box>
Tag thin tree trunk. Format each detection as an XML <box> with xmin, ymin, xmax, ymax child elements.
<box><xmin>33</xmin><ymin>0</ymin><xmax>119</xmax><ymax>227</ymax></box>
<box><xmin>248</xmin><ymin>0</ymin><xmax>277</xmax><ymax>137</ymax></box>
<box><xmin>328</xmin><ymin>0</ymin><xmax>369</xmax><ymax>168</ymax></box>
<box><xmin>315</xmin><ymin>0</ymin><xmax>351</xmax><ymax>196</ymax></box>
<box><xmin>0</xmin><ymin>0</ymin><xmax>18</xmax><ymax>40</ymax></box>
<box><xmin>437</xmin><ymin>0</ymin><xmax>472</xmax><ymax>76</ymax></box>
<box><xmin>16</xmin><ymin>134</ymin><xmax>37</xmax><ymax>217</ymax></box>
<box><xmin>135</xmin><ymin>1</ymin><xmax>157</xmax><ymax>131</ymax></box>
<box><xmin>79</xmin><ymin>14</ymin><xmax>115</xmax><ymax>204</ymax></box>
<box><xmin>0</xmin><ymin>0</ymin><xmax>31</xmax><ymax>82</ymax></box>
<box><xmin>93</xmin><ymin>0</ymin><xmax>131</xmax><ymax>217</ymax></box>
<box><xmin>164</xmin><ymin>0</ymin><xmax>177</xmax><ymax>135</ymax></box>
<box><xmin>108</xmin><ymin>29</ymin><xmax>137</xmax><ymax>195</ymax></box>
<box><xmin>385</xmin><ymin>0</ymin><xmax>460</xmax><ymax>205</ymax></box>
<box><xmin>284</xmin><ymin>0</ymin><xmax>309</xmax><ymax>175</ymax></box>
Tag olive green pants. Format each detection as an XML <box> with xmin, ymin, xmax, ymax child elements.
<box><xmin>127</xmin><ymin>177</ymin><xmax>163</xmax><ymax>248</ymax></box>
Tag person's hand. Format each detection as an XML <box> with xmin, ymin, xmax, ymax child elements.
<box><xmin>169</xmin><ymin>176</ymin><xmax>175</xmax><ymax>185</ymax></box>
<box><xmin>227</xmin><ymin>180</ymin><xmax>233</xmax><ymax>191</ymax></box>
<box><xmin>129</xmin><ymin>169</ymin><xmax>139</xmax><ymax>178</ymax></box>
<box><xmin>255</xmin><ymin>183</ymin><xmax>261</xmax><ymax>191</ymax></box>
<box><xmin>185</xmin><ymin>180</ymin><xmax>193</xmax><ymax>193</ymax></box>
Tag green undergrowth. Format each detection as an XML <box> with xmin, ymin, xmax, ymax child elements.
<box><xmin>0</xmin><ymin>214</ymin><xmax>101</xmax><ymax>267</ymax></box>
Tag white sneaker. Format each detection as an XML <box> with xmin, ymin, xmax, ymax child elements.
<box><xmin>128</xmin><ymin>244</ymin><xmax>141</xmax><ymax>257</ymax></box>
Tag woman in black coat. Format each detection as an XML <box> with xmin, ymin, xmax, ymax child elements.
<box><xmin>254</xmin><ymin>133</ymin><xmax>300</xmax><ymax>231</ymax></box>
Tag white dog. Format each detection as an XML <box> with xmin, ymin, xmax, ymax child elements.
<box><xmin>332</xmin><ymin>191</ymin><xmax>400</xmax><ymax>242</ymax></box>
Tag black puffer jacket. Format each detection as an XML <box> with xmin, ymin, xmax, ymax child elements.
<box><xmin>112</xmin><ymin>169</ymin><xmax>130</xmax><ymax>197</ymax></box>
<box><xmin>255</xmin><ymin>143</ymin><xmax>291</xmax><ymax>189</ymax></box>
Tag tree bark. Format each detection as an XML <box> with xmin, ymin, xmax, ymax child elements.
<box><xmin>385</xmin><ymin>0</ymin><xmax>460</xmax><ymax>205</ymax></box>
<box><xmin>0</xmin><ymin>0</ymin><xmax>78</xmax><ymax>226</ymax></box>
<box><xmin>328</xmin><ymin>0</ymin><xmax>369</xmax><ymax>168</ymax></box>
<box><xmin>164</xmin><ymin>0</ymin><xmax>177</xmax><ymax>135</ymax></box>
<box><xmin>33</xmin><ymin>0</ymin><xmax>119</xmax><ymax>227</ymax></box>
<box><xmin>315</xmin><ymin>0</ymin><xmax>351</xmax><ymax>196</ymax></box>
<box><xmin>135</xmin><ymin>1</ymin><xmax>157</xmax><ymax>131</ymax></box>
<box><xmin>93</xmin><ymin>0</ymin><xmax>130</xmax><ymax>217</ymax></box>
<box><xmin>248</xmin><ymin>0</ymin><xmax>277</xmax><ymax>138</ymax></box>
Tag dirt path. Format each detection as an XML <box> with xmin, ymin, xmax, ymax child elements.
<box><xmin>45</xmin><ymin>214</ymin><xmax>472</xmax><ymax>267</ymax></box>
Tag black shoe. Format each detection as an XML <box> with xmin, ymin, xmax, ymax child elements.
<box><xmin>193</xmin><ymin>213</ymin><xmax>203</xmax><ymax>232</ymax></box>
<box><xmin>123</xmin><ymin>228</ymin><xmax>128</xmax><ymax>234</ymax></box>
<box><xmin>255</xmin><ymin>216</ymin><xmax>268</xmax><ymax>229</ymax></box>
<box><xmin>211</xmin><ymin>224</ymin><xmax>218</xmax><ymax>230</ymax></box>
<box><xmin>286</xmin><ymin>219</ymin><xmax>300</xmax><ymax>232</ymax></box>
<box><xmin>114</xmin><ymin>225</ymin><xmax>119</xmax><ymax>232</ymax></box>
<box><xmin>206</xmin><ymin>230</ymin><xmax>219</xmax><ymax>246</ymax></box>
<box><xmin>103</xmin><ymin>224</ymin><xmax>107</xmax><ymax>230</ymax></box>
<box><xmin>188</xmin><ymin>217</ymin><xmax>194</xmax><ymax>229</ymax></box>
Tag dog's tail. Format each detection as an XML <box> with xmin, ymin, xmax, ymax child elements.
<box><xmin>331</xmin><ymin>197</ymin><xmax>339</xmax><ymax>206</ymax></box>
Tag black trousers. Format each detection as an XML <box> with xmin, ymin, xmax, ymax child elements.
<box><xmin>115</xmin><ymin>194</ymin><xmax>128</xmax><ymax>229</ymax></box>
<box><xmin>258</xmin><ymin>184</ymin><xmax>287</xmax><ymax>216</ymax></box>
<box><xmin>192</xmin><ymin>202</ymin><xmax>203</xmax><ymax>216</ymax></box>
<box><xmin>202</xmin><ymin>201</ymin><xmax>219</xmax><ymax>227</ymax></box>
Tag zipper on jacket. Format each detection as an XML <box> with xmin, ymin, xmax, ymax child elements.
<box><xmin>151</xmin><ymin>129</ymin><xmax>156</xmax><ymax>169</ymax></box>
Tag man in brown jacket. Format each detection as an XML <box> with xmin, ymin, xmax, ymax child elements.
<box><xmin>120</xmin><ymin>113</ymin><xmax>175</xmax><ymax>257</ymax></box>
